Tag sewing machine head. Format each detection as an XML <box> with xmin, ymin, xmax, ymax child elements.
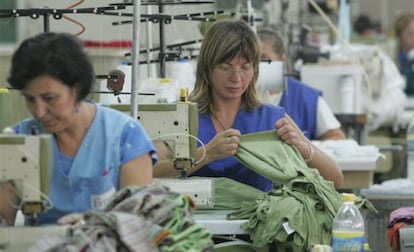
<box><xmin>0</xmin><ymin>134</ymin><xmax>53</xmax><ymax>217</ymax></box>
<box><xmin>111</xmin><ymin>100</ymin><xmax>217</xmax><ymax>208</ymax></box>
<box><xmin>111</xmin><ymin>101</ymin><xmax>199</xmax><ymax>177</ymax></box>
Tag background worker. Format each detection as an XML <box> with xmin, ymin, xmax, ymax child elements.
<box><xmin>257</xmin><ymin>28</ymin><xmax>346</xmax><ymax>141</ymax></box>
<box><xmin>394</xmin><ymin>12</ymin><xmax>414</xmax><ymax>95</ymax></box>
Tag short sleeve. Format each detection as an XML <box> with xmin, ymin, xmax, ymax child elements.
<box><xmin>315</xmin><ymin>97</ymin><xmax>341</xmax><ymax>138</ymax></box>
<box><xmin>119</xmin><ymin>120</ymin><xmax>157</xmax><ymax>165</ymax></box>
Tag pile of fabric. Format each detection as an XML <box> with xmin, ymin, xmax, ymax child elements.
<box><xmin>387</xmin><ymin>206</ymin><xmax>414</xmax><ymax>251</ymax></box>
<box><xmin>29</xmin><ymin>184</ymin><xmax>214</xmax><ymax>252</ymax></box>
<box><xmin>214</xmin><ymin>130</ymin><xmax>376</xmax><ymax>251</ymax></box>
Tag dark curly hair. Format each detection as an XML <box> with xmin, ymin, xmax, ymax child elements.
<box><xmin>7</xmin><ymin>32</ymin><xmax>94</xmax><ymax>102</ymax></box>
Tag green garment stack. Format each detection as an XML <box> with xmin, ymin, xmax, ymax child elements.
<box><xmin>212</xmin><ymin>130</ymin><xmax>376</xmax><ymax>252</ymax></box>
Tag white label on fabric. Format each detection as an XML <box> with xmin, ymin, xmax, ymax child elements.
<box><xmin>283</xmin><ymin>221</ymin><xmax>295</xmax><ymax>235</ymax></box>
<box><xmin>91</xmin><ymin>187</ymin><xmax>116</xmax><ymax>210</ymax></box>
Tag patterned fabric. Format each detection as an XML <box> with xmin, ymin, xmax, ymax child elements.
<box><xmin>28</xmin><ymin>184</ymin><xmax>214</xmax><ymax>252</ymax></box>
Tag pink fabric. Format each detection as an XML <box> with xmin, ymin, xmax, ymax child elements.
<box><xmin>389</xmin><ymin>206</ymin><xmax>414</xmax><ymax>225</ymax></box>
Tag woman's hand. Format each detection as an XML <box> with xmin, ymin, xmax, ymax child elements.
<box><xmin>205</xmin><ymin>128</ymin><xmax>241</xmax><ymax>162</ymax></box>
<box><xmin>275</xmin><ymin>114</ymin><xmax>312</xmax><ymax>159</ymax></box>
<box><xmin>57</xmin><ymin>212</ymin><xmax>84</xmax><ymax>225</ymax></box>
<box><xmin>275</xmin><ymin>114</ymin><xmax>344</xmax><ymax>189</ymax></box>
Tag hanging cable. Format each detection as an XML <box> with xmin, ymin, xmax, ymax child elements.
<box><xmin>64</xmin><ymin>0</ymin><xmax>86</xmax><ymax>36</ymax></box>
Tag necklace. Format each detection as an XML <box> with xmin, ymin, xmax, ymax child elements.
<box><xmin>211</xmin><ymin>113</ymin><xmax>227</xmax><ymax>131</ymax></box>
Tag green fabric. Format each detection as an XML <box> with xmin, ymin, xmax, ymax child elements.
<box><xmin>235</xmin><ymin>130</ymin><xmax>301</xmax><ymax>185</ymax></box>
<box><xmin>212</xmin><ymin>177</ymin><xmax>265</xmax><ymax>210</ymax></box>
<box><xmin>218</xmin><ymin>130</ymin><xmax>378</xmax><ymax>251</ymax></box>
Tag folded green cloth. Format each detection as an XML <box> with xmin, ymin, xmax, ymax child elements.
<box><xmin>218</xmin><ymin>130</ymin><xmax>377</xmax><ymax>251</ymax></box>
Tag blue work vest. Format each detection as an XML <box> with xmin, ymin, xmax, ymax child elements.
<box><xmin>193</xmin><ymin>104</ymin><xmax>285</xmax><ymax>192</ymax></box>
<box><xmin>279</xmin><ymin>77</ymin><xmax>321</xmax><ymax>140</ymax></box>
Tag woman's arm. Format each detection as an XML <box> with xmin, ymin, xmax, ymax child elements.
<box><xmin>319</xmin><ymin>129</ymin><xmax>346</xmax><ymax>141</ymax></box>
<box><xmin>119</xmin><ymin>154</ymin><xmax>154</xmax><ymax>187</ymax></box>
<box><xmin>153</xmin><ymin>129</ymin><xmax>241</xmax><ymax>177</ymax></box>
<box><xmin>58</xmin><ymin>153</ymin><xmax>154</xmax><ymax>226</ymax></box>
<box><xmin>0</xmin><ymin>181</ymin><xmax>20</xmax><ymax>226</ymax></box>
<box><xmin>276</xmin><ymin>114</ymin><xmax>344</xmax><ymax>189</ymax></box>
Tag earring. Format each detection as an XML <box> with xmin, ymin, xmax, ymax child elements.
<box><xmin>74</xmin><ymin>104</ymin><xmax>80</xmax><ymax>114</ymax></box>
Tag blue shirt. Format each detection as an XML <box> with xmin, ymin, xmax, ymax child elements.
<box><xmin>193</xmin><ymin>104</ymin><xmax>285</xmax><ymax>192</ymax></box>
<box><xmin>14</xmin><ymin>104</ymin><xmax>157</xmax><ymax>225</ymax></box>
<box><xmin>279</xmin><ymin>77</ymin><xmax>322</xmax><ymax>140</ymax></box>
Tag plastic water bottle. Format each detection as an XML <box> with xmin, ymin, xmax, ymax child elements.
<box><xmin>332</xmin><ymin>193</ymin><xmax>365</xmax><ymax>252</ymax></box>
<box><xmin>406</xmin><ymin>116</ymin><xmax>414</xmax><ymax>182</ymax></box>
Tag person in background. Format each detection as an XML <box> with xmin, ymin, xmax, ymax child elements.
<box><xmin>154</xmin><ymin>20</ymin><xmax>343</xmax><ymax>191</ymax></box>
<box><xmin>394</xmin><ymin>12</ymin><xmax>414</xmax><ymax>95</ymax></box>
<box><xmin>0</xmin><ymin>32</ymin><xmax>157</xmax><ymax>226</ymax></box>
<box><xmin>257</xmin><ymin>28</ymin><xmax>346</xmax><ymax>141</ymax></box>
<box><xmin>353</xmin><ymin>14</ymin><xmax>382</xmax><ymax>39</ymax></box>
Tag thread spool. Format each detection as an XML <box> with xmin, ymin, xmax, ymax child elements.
<box><xmin>179</xmin><ymin>87</ymin><xmax>189</xmax><ymax>103</ymax></box>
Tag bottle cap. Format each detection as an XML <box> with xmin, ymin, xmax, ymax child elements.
<box><xmin>341</xmin><ymin>193</ymin><xmax>357</xmax><ymax>202</ymax></box>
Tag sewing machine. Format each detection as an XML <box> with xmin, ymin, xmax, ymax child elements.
<box><xmin>111</xmin><ymin>99</ymin><xmax>215</xmax><ymax>208</ymax></box>
<box><xmin>0</xmin><ymin>134</ymin><xmax>68</xmax><ymax>251</ymax></box>
<box><xmin>111</xmin><ymin>100</ymin><xmax>199</xmax><ymax>176</ymax></box>
<box><xmin>0</xmin><ymin>134</ymin><xmax>53</xmax><ymax>218</ymax></box>
<box><xmin>301</xmin><ymin>63</ymin><xmax>365</xmax><ymax>114</ymax></box>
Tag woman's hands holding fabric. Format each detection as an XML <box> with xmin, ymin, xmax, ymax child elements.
<box><xmin>57</xmin><ymin>212</ymin><xmax>84</xmax><ymax>226</ymax></box>
<box><xmin>206</xmin><ymin>129</ymin><xmax>241</xmax><ymax>162</ymax></box>
<box><xmin>275</xmin><ymin>114</ymin><xmax>312</xmax><ymax>158</ymax></box>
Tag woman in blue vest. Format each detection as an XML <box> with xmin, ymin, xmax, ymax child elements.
<box><xmin>0</xmin><ymin>33</ymin><xmax>157</xmax><ymax>226</ymax></box>
<box><xmin>257</xmin><ymin>29</ymin><xmax>346</xmax><ymax>141</ymax></box>
<box><xmin>394</xmin><ymin>13</ymin><xmax>414</xmax><ymax>95</ymax></box>
<box><xmin>154</xmin><ymin>20</ymin><xmax>343</xmax><ymax>191</ymax></box>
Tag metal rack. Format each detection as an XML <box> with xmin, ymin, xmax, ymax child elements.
<box><xmin>0</xmin><ymin>1</ymin><xmax>221</xmax><ymax>117</ymax></box>
<box><xmin>109</xmin><ymin>0</ymin><xmax>220</xmax><ymax>78</ymax></box>
<box><xmin>111</xmin><ymin>0</ymin><xmax>221</xmax><ymax>117</ymax></box>
<box><xmin>0</xmin><ymin>6</ymin><xmax>127</xmax><ymax>32</ymax></box>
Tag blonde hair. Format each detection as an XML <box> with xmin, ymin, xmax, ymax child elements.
<box><xmin>257</xmin><ymin>28</ymin><xmax>287</xmax><ymax>59</ymax></box>
<box><xmin>395</xmin><ymin>13</ymin><xmax>414</xmax><ymax>38</ymax></box>
<box><xmin>190</xmin><ymin>19</ymin><xmax>261</xmax><ymax>114</ymax></box>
